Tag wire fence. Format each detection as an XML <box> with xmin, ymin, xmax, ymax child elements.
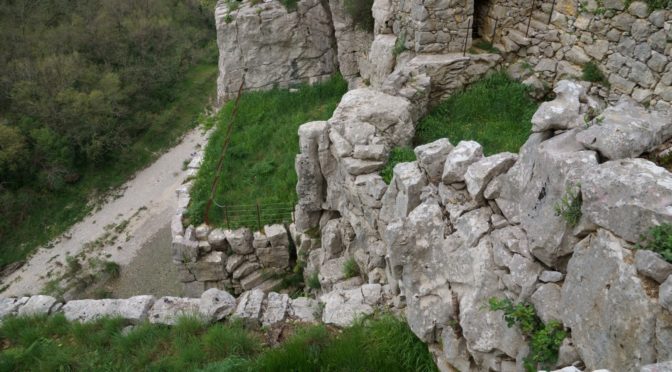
<box><xmin>211</xmin><ymin>200</ymin><xmax>296</xmax><ymax>230</ymax></box>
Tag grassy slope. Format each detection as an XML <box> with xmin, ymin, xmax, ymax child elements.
<box><xmin>414</xmin><ymin>71</ymin><xmax>538</xmax><ymax>155</ymax></box>
<box><xmin>187</xmin><ymin>75</ymin><xmax>347</xmax><ymax>228</ymax></box>
<box><xmin>0</xmin><ymin>314</ymin><xmax>437</xmax><ymax>372</ymax></box>
<box><xmin>0</xmin><ymin>63</ymin><xmax>218</xmax><ymax>267</ymax></box>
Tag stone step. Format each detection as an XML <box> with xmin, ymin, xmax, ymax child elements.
<box><xmin>505</xmin><ymin>29</ymin><xmax>531</xmax><ymax>47</ymax></box>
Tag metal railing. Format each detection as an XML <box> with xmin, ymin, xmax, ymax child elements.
<box><xmin>211</xmin><ymin>200</ymin><xmax>295</xmax><ymax>230</ymax></box>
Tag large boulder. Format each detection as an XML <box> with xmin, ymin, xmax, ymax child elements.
<box><xmin>17</xmin><ymin>295</ymin><xmax>60</xmax><ymax>317</ymax></box>
<box><xmin>320</xmin><ymin>284</ymin><xmax>382</xmax><ymax>327</ymax></box>
<box><xmin>561</xmin><ymin>230</ymin><xmax>659</xmax><ymax>371</ymax></box>
<box><xmin>581</xmin><ymin>159</ymin><xmax>672</xmax><ymax>243</ymax></box>
<box><xmin>414</xmin><ymin>138</ymin><xmax>453</xmax><ymax>183</ymax></box>
<box><xmin>225</xmin><ymin>228</ymin><xmax>254</xmax><ymax>255</ymax></box>
<box><xmin>464</xmin><ymin>152</ymin><xmax>517</xmax><ymax>201</ymax></box>
<box><xmin>215</xmin><ymin>0</ymin><xmax>337</xmax><ymax>102</ymax></box>
<box><xmin>531</xmin><ymin>80</ymin><xmax>586</xmax><ymax>132</ymax></box>
<box><xmin>64</xmin><ymin>296</ymin><xmax>155</xmax><ymax>324</ymax></box>
<box><xmin>261</xmin><ymin>292</ymin><xmax>290</xmax><ymax>326</ymax></box>
<box><xmin>0</xmin><ymin>297</ymin><xmax>29</xmax><ymax>319</ymax></box>
<box><xmin>200</xmin><ymin>288</ymin><xmax>236</xmax><ymax>322</ymax></box>
<box><xmin>576</xmin><ymin>98</ymin><xmax>672</xmax><ymax>160</ymax></box>
<box><xmin>442</xmin><ymin>140</ymin><xmax>484</xmax><ymax>184</ymax></box>
<box><xmin>148</xmin><ymin>297</ymin><xmax>200</xmax><ymax>325</ymax></box>
<box><xmin>233</xmin><ymin>289</ymin><xmax>266</xmax><ymax>326</ymax></box>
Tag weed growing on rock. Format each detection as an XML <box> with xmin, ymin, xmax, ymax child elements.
<box><xmin>582</xmin><ymin>62</ymin><xmax>609</xmax><ymax>86</ymax></box>
<box><xmin>280</xmin><ymin>0</ymin><xmax>299</xmax><ymax>11</ymax></box>
<box><xmin>342</xmin><ymin>258</ymin><xmax>360</xmax><ymax>279</ymax></box>
<box><xmin>489</xmin><ymin>298</ymin><xmax>566</xmax><ymax>372</ymax></box>
<box><xmin>381</xmin><ymin>147</ymin><xmax>416</xmax><ymax>184</ymax></box>
<box><xmin>637</xmin><ymin>223</ymin><xmax>672</xmax><ymax>263</ymax></box>
<box><xmin>307</xmin><ymin>272</ymin><xmax>321</xmax><ymax>290</ymax></box>
<box><xmin>393</xmin><ymin>32</ymin><xmax>407</xmax><ymax>56</ymax></box>
<box><xmin>554</xmin><ymin>184</ymin><xmax>582</xmax><ymax>227</ymax></box>
<box><xmin>344</xmin><ymin>0</ymin><xmax>374</xmax><ymax>31</ymax></box>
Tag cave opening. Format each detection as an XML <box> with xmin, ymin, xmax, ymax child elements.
<box><xmin>472</xmin><ymin>0</ymin><xmax>489</xmax><ymax>39</ymax></box>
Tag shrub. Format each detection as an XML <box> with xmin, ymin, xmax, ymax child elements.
<box><xmin>307</xmin><ymin>272</ymin><xmax>321</xmax><ymax>289</ymax></box>
<box><xmin>342</xmin><ymin>258</ymin><xmax>360</xmax><ymax>279</ymax></box>
<box><xmin>102</xmin><ymin>261</ymin><xmax>121</xmax><ymax>279</ymax></box>
<box><xmin>489</xmin><ymin>298</ymin><xmax>566</xmax><ymax>372</ymax></box>
<box><xmin>582</xmin><ymin>62</ymin><xmax>609</xmax><ymax>86</ymax></box>
<box><xmin>343</xmin><ymin>0</ymin><xmax>375</xmax><ymax>31</ymax></box>
<box><xmin>280</xmin><ymin>0</ymin><xmax>299</xmax><ymax>11</ymax></box>
<box><xmin>554</xmin><ymin>184</ymin><xmax>582</xmax><ymax>227</ymax></box>
<box><xmin>381</xmin><ymin>147</ymin><xmax>416</xmax><ymax>184</ymax></box>
<box><xmin>637</xmin><ymin>223</ymin><xmax>672</xmax><ymax>263</ymax></box>
<box><xmin>415</xmin><ymin>71</ymin><xmax>538</xmax><ymax>155</ymax></box>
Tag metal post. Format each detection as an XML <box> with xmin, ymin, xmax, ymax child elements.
<box><xmin>224</xmin><ymin>205</ymin><xmax>230</xmax><ymax>229</ymax></box>
<box><xmin>548</xmin><ymin>0</ymin><xmax>557</xmax><ymax>24</ymax></box>
<box><xmin>525</xmin><ymin>0</ymin><xmax>535</xmax><ymax>37</ymax></box>
<box><xmin>463</xmin><ymin>18</ymin><xmax>472</xmax><ymax>56</ymax></box>
<box><xmin>256</xmin><ymin>202</ymin><xmax>262</xmax><ymax>231</ymax></box>
<box><xmin>491</xmin><ymin>17</ymin><xmax>498</xmax><ymax>42</ymax></box>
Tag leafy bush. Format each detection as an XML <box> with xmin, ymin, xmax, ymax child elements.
<box><xmin>280</xmin><ymin>0</ymin><xmax>299</xmax><ymax>11</ymax></box>
<box><xmin>637</xmin><ymin>223</ymin><xmax>672</xmax><ymax>263</ymax></box>
<box><xmin>381</xmin><ymin>147</ymin><xmax>416</xmax><ymax>184</ymax></box>
<box><xmin>415</xmin><ymin>72</ymin><xmax>538</xmax><ymax>155</ymax></box>
<box><xmin>582</xmin><ymin>62</ymin><xmax>609</xmax><ymax>86</ymax></box>
<box><xmin>343</xmin><ymin>0</ymin><xmax>375</xmax><ymax>31</ymax></box>
<box><xmin>489</xmin><ymin>298</ymin><xmax>566</xmax><ymax>372</ymax></box>
<box><xmin>554</xmin><ymin>184</ymin><xmax>582</xmax><ymax>227</ymax></box>
<box><xmin>342</xmin><ymin>258</ymin><xmax>360</xmax><ymax>279</ymax></box>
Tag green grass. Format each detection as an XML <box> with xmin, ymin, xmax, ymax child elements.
<box><xmin>0</xmin><ymin>313</ymin><xmax>436</xmax><ymax>372</ymax></box>
<box><xmin>414</xmin><ymin>71</ymin><xmax>538</xmax><ymax>155</ymax></box>
<box><xmin>0</xmin><ymin>63</ymin><xmax>218</xmax><ymax>269</ymax></box>
<box><xmin>187</xmin><ymin>75</ymin><xmax>347</xmax><ymax>228</ymax></box>
<box><xmin>582</xmin><ymin>61</ymin><xmax>609</xmax><ymax>86</ymax></box>
<box><xmin>381</xmin><ymin>147</ymin><xmax>416</xmax><ymax>184</ymax></box>
<box><xmin>637</xmin><ymin>223</ymin><xmax>672</xmax><ymax>263</ymax></box>
<box><xmin>342</xmin><ymin>257</ymin><xmax>360</xmax><ymax>279</ymax></box>
<box><xmin>554</xmin><ymin>184</ymin><xmax>582</xmax><ymax>228</ymax></box>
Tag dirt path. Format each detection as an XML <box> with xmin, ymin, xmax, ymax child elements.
<box><xmin>1</xmin><ymin>128</ymin><xmax>208</xmax><ymax>297</ymax></box>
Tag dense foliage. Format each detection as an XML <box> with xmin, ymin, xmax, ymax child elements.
<box><xmin>0</xmin><ymin>0</ymin><xmax>216</xmax><ymax>267</ymax></box>
<box><xmin>0</xmin><ymin>313</ymin><xmax>437</xmax><ymax>372</ymax></box>
<box><xmin>414</xmin><ymin>72</ymin><xmax>538</xmax><ymax>155</ymax></box>
<box><xmin>489</xmin><ymin>298</ymin><xmax>567</xmax><ymax>372</ymax></box>
<box><xmin>187</xmin><ymin>75</ymin><xmax>347</xmax><ymax>228</ymax></box>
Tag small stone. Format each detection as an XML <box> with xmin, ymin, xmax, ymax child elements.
<box><xmin>414</xmin><ymin>138</ymin><xmax>454</xmax><ymax>183</ymax></box>
<box><xmin>635</xmin><ymin>250</ymin><xmax>672</xmax><ymax>283</ymax></box>
<box><xmin>225</xmin><ymin>228</ymin><xmax>254</xmax><ymax>255</ymax></box>
<box><xmin>289</xmin><ymin>297</ymin><xmax>321</xmax><ymax>322</ymax></box>
<box><xmin>442</xmin><ymin>141</ymin><xmax>484</xmax><ymax>184</ymax></box>
<box><xmin>540</xmin><ymin>270</ymin><xmax>564</xmax><ymax>282</ymax></box>
<box><xmin>208</xmin><ymin>228</ymin><xmax>228</xmax><ymax>251</ymax></box>
<box><xmin>261</xmin><ymin>292</ymin><xmax>289</xmax><ymax>326</ymax></box>
<box><xmin>660</xmin><ymin>276</ymin><xmax>672</xmax><ymax>312</ymax></box>
<box><xmin>200</xmin><ymin>288</ymin><xmax>236</xmax><ymax>322</ymax></box>
<box><xmin>465</xmin><ymin>153</ymin><xmax>518</xmax><ymax>201</ymax></box>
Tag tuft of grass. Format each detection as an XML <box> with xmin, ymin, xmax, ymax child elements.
<box><xmin>414</xmin><ymin>71</ymin><xmax>538</xmax><ymax>155</ymax></box>
<box><xmin>342</xmin><ymin>258</ymin><xmax>360</xmax><ymax>279</ymax></box>
<box><xmin>554</xmin><ymin>184</ymin><xmax>582</xmax><ymax>227</ymax></box>
<box><xmin>471</xmin><ymin>39</ymin><xmax>500</xmax><ymax>54</ymax></box>
<box><xmin>102</xmin><ymin>260</ymin><xmax>121</xmax><ymax>279</ymax></box>
<box><xmin>582</xmin><ymin>61</ymin><xmax>609</xmax><ymax>86</ymax></box>
<box><xmin>187</xmin><ymin>75</ymin><xmax>347</xmax><ymax>228</ymax></box>
<box><xmin>307</xmin><ymin>272</ymin><xmax>321</xmax><ymax>290</ymax></box>
<box><xmin>637</xmin><ymin>223</ymin><xmax>672</xmax><ymax>263</ymax></box>
<box><xmin>280</xmin><ymin>0</ymin><xmax>299</xmax><ymax>11</ymax></box>
<box><xmin>343</xmin><ymin>0</ymin><xmax>374</xmax><ymax>31</ymax></box>
<box><xmin>489</xmin><ymin>298</ymin><xmax>566</xmax><ymax>372</ymax></box>
<box><xmin>381</xmin><ymin>147</ymin><xmax>416</xmax><ymax>184</ymax></box>
<box><xmin>393</xmin><ymin>32</ymin><xmax>407</xmax><ymax>56</ymax></box>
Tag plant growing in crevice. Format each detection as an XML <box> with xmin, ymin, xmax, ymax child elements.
<box><xmin>307</xmin><ymin>271</ymin><xmax>321</xmax><ymax>289</ymax></box>
<box><xmin>637</xmin><ymin>223</ymin><xmax>672</xmax><ymax>263</ymax></box>
<box><xmin>489</xmin><ymin>298</ymin><xmax>566</xmax><ymax>372</ymax></box>
<box><xmin>582</xmin><ymin>61</ymin><xmax>609</xmax><ymax>86</ymax></box>
<box><xmin>343</xmin><ymin>0</ymin><xmax>375</xmax><ymax>32</ymax></box>
<box><xmin>342</xmin><ymin>258</ymin><xmax>360</xmax><ymax>279</ymax></box>
<box><xmin>393</xmin><ymin>32</ymin><xmax>407</xmax><ymax>56</ymax></box>
<box><xmin>281</xmin><ymin>0</ymin><xmax>299</xmax><ymax>11</ymax></box>
<box><xmin>554</xmin><ymin>184</ymin><xmax>582</xmax><ymax>227</ymax></box>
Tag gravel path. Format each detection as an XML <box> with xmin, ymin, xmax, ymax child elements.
<box><xmin>1</xmin><ymin>128</ymin><xmax>208</xmax><ymax>297</ymax></box>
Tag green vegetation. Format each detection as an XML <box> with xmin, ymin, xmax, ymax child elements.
<box><xmin>381</xmin><ymin>147</ymin><xmax>417</xmax><ymax>184</ymax></box>
<box><xmin>470</xmin><ymin>40</ymin><xmax>501</xmax><ymax>54</ymax></box>
<box><xmin>642</xmin><ymin>0</ymin><xmax>671</xmax><ymax>11</ymax></box>
<box><xmin>637</xmin><ymin>223</ymin><xmax>672</xmax><ymax>263</ymax></box>
<box><xmin>187</xmin><ymin>75</ymin><xmax>347</xmax><ymax>228</ymax></box>
<box><xmin>0</xmin><ymin>0</ymin><xmax>217</xmax><ymax>269</ymax></box>
<box><xmin>393</xmin><ymin>32</ymin><xmax>408</xmax><ymax>56</ymax></box>
<box><xmin>414</xmin><ymin>72</ymin><xmax>538</xmax><ymax>155</ymax></box>
<box><xmin>0</xmin><ymin>313</ymin><xmax>436</xmax><ymax>372</ymax></box>
<box><xmin>344</xmin><ymin>0</ymin><xmax>375</xmax><ymax>31</ymax></box>
<box><xmin>582</xmin><ymin>62</ymin><xmax>609</xmax><ymax>86</ymax></box>
<box><xmin>489</xmin><ymin>298</ymin><xmax>567</xmax><ymax>372</ymax></box>
<box><xmin>554</xmin><ymin>184</ymin><xmax>582</xmax><ymax>227</ymax></box>
<box><xmin>307</xmin><ymin>272</ymin><xmax>321</xmax><ymax>289</ymax></box>
<box><xmin>281</xmin><ymin>0</ymin><xmax>300</xmax><ymax>11</ymax></box>
<box><xmin>342</xmin><ymin>257</ymin><xmax>360</xmax><ymax>279</ymax></box>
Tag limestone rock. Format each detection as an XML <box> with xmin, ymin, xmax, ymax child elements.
<box><xmin>641</xmin><ymin>361</ymin><xmax>672</xmax><ymax>372</ymax></box>
<box><xmin>464</xmin><ymin>152</ymin><xmax>518</xmax><ymax>201</ymax></box>
<box><xmin>200</xmin><ymin>288</ymin><xmax>236</xmax><ymax>322</ymax></box>
<box><xmin>225</xmin><ymin>228</ymin><xmax>254</xmax><ymax>255</ymax></box>
<box><xmin>0</xmin><ymin>297</ymin><xmax>29</xmax><ymax>319</ymax></box>
<box><xmin>635</xmin><ymin>250</ymin><xmax>672</xmax><ymax>284</ymax></box>
<box><xmin>64</xmin><ymin>296</ymin><xmax>155</xmax><ymax>324</ymax></box>
<box><xmin>148</xmin><ymin>297</ymin><xmax>200</xmax><ymax>325</ymax></box>
<box><xmin>18</xmin><ymin>295</ymin><xmax>59</xmax><ymax>317</ymax></box>
<box><xmin>320</xmin><ymin>285</ymin><xmax>381</xmax><ymax>327</ymax></box>
<box><xmin>531</xmin><ymin>283</ymin><xmax>563</xmax><ymax>324</ymax></box>
<box><xmin>540</xmin><ymin>271</ymin><xmax>564</xmax><ymax>283</ymax></box>
<box><xmin>233</xmin><ymin>289</ymin><xmax>266</xmax><ymax>326</ymax></box>
<box><xmin>261</xmin><ymin>292</ymin><xmax>289</xmax><ymax>326</ymax></box>
<box><xmin>531</xmin><ymin>80</ymin><xmax>586</xmax><ymax>132</ymax></box>
<box><xmin>289</xmin><ymin>297</ymin><xmax>321</xmax><ymax>322</ymax></box>
<box><xmin>188</xmin><ymin>251</ymin><xmax>226</xmax><ymax>281</ymax></box>
<box><xmin>455</xmin><ymin>207</ymin><xmax>492</xmax><ymax>248</ymax></box>
<box><xmin>366</xmin><ymin>35</ymin><xmax>397</xmax><ymax>88</ymax></box>
<box><xmin>442</xmin><ymin>140</ymin><xmax>484</xmax><ymax>184</ymax></box>
<box><xmin>576</xmin><ymin>98</ymin><xmax>672</xmax><ymax>160</ymax></box>
<box><xmin>581</xmin><ymin>159</ymin><xmax>672</xmax><ymax>243</ymax></box>
<box><xmin>561</xmin><ymin>230</ymin><xmax>658</xmax><ymax>371</ymax></box>
<box><xmin>379</xmin><ymin>161</ymin><xmax>428</xmax><ymax>226</ymax></box>
<box><xmin>661</xmin><ymin>276</ymin><xmax>672</xmax><ymax>312</ymax></box>
<box><xmin>414</xmin><ymin>138</ymin><xmax>453</xmax><ymax>183</ymax></box>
